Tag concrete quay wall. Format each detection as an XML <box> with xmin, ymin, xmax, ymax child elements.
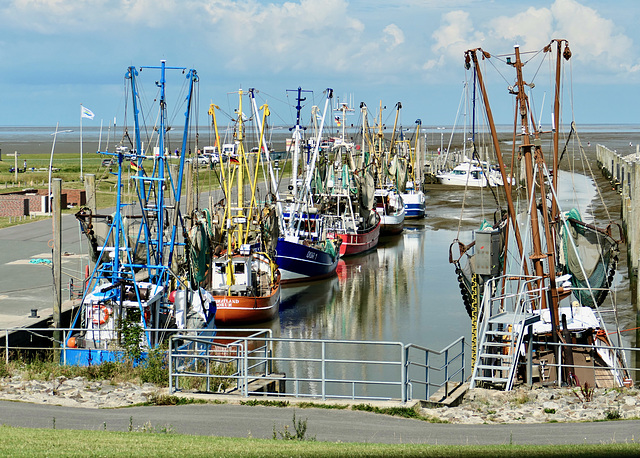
<box><xmin>596</xmin><ymin>144</ymin><xmax>640</xmax><ymax>304</ymax></box>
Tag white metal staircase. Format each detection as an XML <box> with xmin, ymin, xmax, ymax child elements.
<box><xmin>470</xmin><ymin>278</ymin><xmax>541</xmax><ymax>390</ymax></box>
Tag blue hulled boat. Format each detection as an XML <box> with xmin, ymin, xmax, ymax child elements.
<box><xmin>273</xmin><ymin>88</ymin><xmax>341</xmax><ymax>283</ymax></box>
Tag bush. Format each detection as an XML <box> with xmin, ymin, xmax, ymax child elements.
<box><xmin>0</xmin><ymin>358</ymin><xmax>10</xmax><ymax>378</ymax></box>
<box><xmin>140</xmin><ymin>348</ymin><xmax>169</xmax><ymax>386</ymax></box>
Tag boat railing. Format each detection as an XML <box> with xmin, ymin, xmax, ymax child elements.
<box><xmin>524</xmin><ymin>339</ymin><xmax>637</xmax><ymax>389</ymax></box>
<box><xmin>168</xmin><ymin>334</ymin><xmax>466</xmax><ymax>403</ymax></box>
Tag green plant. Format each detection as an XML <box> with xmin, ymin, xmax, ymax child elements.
<box><xmin>272</xmin><ymin>412</ymin><xmax>315</xmax><ymax>441</ymax></box>
<box><xmin>242</xmin><ymin>399</ymin><xmax>290</xmax><ymax>408</ymax></box>
<box><xmin>133</xmin><ymin>421</ymin><xmax>175</xmax><ymax>434</ymax></box>
<box><xmin>296</xmin><ymin>402</ymin><xmax>348</xmax><ymax>410</ymax></box>
<box><xmin>139</xmin><ymin>347</ymin><xmax>168</xmax><ymax>386</ymax></box>
<box><xmin>544</xmin><ymin>408</ymin><xmax>556</xmax><ymax>414</ymax></box>
<box><xmin>120</xmin><ymin>314</ymin><xmax>144</xmax><ymax>364</ymax></box>
<box><xmin>0</xmin><ymin>358</ymin><xmax>10</xmax><ymax>378</ymax></box>
<box><xmin>513</xmin><ymin>394</ymin><xmax>530</xmax><ymax>405</ymax></box>
<box><xmin>350</xmin><ymin>404</ymin><xmax>448</xmax><ymax>423</ymax></box>
<box><xmin>573</xmin><ymin>381</ymin><xmax>595</xmax><ymax>403</ymax></box>
<box><xmin>145</xmin><ymin>394</ymin><xmax>206</xmax><ymax>406</ymax></box>
<box><xmin>352</xmin><ymin>404</ymin><xmax>421</xmax><ymax>419</ymax></box>
<box><xmin>605</xmin><ymin>408</ymin><xmax>622</xmax><ymax>420</ymax></box>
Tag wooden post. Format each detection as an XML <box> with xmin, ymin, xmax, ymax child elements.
<box><xmin>186</xmin><ymin>163</ymin><xmax>194</xmax><ymax>219</ymax></box>
<box><xmin>52</xmin><ymin>178</ymin><xmax>62</xmax><ymax>361</ymax></box>
<box><xmin>169</xmin><ymin>164</ymin><xmax>179</xmax><ymax>209</ymax></box>
<box><xmin>84</xmin><ymin>173</ymin><xmax>97</xmax><ymax>214</ymax></box>
<box><xmin>83</xmin><ymin>173</ymin><xmax>97</xmax><ymax>278</ymax></box>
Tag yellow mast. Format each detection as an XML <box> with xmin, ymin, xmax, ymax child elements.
<box><xmin>236</xmin><ymin>90</ymin><xmax>245</xmax><ymax>246</ymax></box>
<box><xmin>244</xmin><ymin>103</ymin><xmax>270</xmax><ymax>245</ymax></box>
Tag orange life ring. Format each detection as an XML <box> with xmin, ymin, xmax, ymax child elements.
<box><xmin>92</xmin><ymin>305</ymin><xmax>110</xmax><ymax>325</ymax></box>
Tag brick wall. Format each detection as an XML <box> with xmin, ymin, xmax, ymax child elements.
<box><xmin>0</xmin><ymin>189</ymin><xmax>76</xmax><ymax>216</ymax></box>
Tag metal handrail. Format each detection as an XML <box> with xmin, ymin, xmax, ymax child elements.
<box><xmin>169</xmin><ymin>334</ymin><xmax>467</xmax><ymax>403</ymax></box>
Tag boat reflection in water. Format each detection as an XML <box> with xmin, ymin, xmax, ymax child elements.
<box><xmin>259</xmin><ymin>224</ymin><xmax>469</xmax><ymax>399</ymax></box>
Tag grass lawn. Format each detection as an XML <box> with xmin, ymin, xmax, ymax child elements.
<box><xmin>1</xmin><ymin>426</ymin><xmax>639</xmax><ymax>457</ymax></box>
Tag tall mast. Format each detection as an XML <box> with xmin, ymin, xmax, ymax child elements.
<box><xmin>512</xmin><ymin>45</ymin><xmax>560</xmax><ymax>324</ymax></box>
<box><xmin>168</xmin><ymin>68</ymin><xmax>198</xmax><ymax>268</ymax></box>
<box><xmin>551</xmin><ymin>39</ymin><xmax>570</xmax><ymax>220</ymax></box>
<box><xmin>466</xmin><ymin>49</ymin><xmax>529</xmax><ymax>277</ymax></box>
<box><xmin>287</xmin><ymin>87</ymin><xmax>312</xmax><ymax>201</ymax></box>
<box><xmin>237</xmin><ymin>89</ymin><xmax>245</xmax><ymax>244</ymax></box>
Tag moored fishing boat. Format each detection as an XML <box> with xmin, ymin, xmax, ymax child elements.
<box><xmin>313</xmin><ymin>101</ymin><xmax>381</xmax><ymax>256</ymax></box>
<box><xmin>68</xmin><ymin>61</ymin><xmax>215</xmax><ymax>364</ymax></box>
<box><xmin>271</xmin><ymin>87</ymin><xmax>341</xmax><ymax>283</ymax></box>
<box><xmin>366</xmin><ymin>101</ymin><xmax>406</xmax><ymax>235</ymax></box>
<box><xmin>450</xmin><ymin>41</ymin><xmax>630</xmax><ymax>390</ymax></box>
<box><xmin>399</xmin><ymin>121</ymin><xmax>426</xmax><ymax>219</ymax></box>
<box><xmin>210</xmin><ymin>249</ymin><xmax>281</xmax><ymax>324</ymax></box>
<box><xmin>206</xmin><ymin>90</ymin><xmax>281</xmax><ymax>324</ymax></box>
<box><xmin>374</xmin><ymin>187</ymin><xmax>405</xmax><ymax>235</ymax></box>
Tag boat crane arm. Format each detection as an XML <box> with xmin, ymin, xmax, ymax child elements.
<box><xmin>248</xmin><ymin>89</ymin><xmax>283</xmax><ymax>230</ymax></box>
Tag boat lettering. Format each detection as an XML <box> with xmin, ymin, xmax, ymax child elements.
<box><xmin>216</xmin><ymin>298</ymin><xmax>241</xmax><ymax>307</ymax></box>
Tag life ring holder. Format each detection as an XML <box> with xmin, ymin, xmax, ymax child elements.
<box><xmin>92</xmin><ymin>305</ymin><xmax>110</xmax><ymax>325</ymax></box>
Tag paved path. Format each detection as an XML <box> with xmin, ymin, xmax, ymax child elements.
<box><xmin>0</xmin><ymin>214</ymin><xmax>83</xmax><ymax>329</ymax></box>
<box><xmin>0</xmin><ymin>400</ymin><xmax>637</xmax><ymax>445</ymax></box>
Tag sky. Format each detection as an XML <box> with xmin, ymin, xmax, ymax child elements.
<box><xmin>1</xmin><ymin>0</ymin><xmax>639</xmax><ymax>131</ymax></box>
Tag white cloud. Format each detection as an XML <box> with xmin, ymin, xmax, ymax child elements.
<box><xmin>550</xmin><ymin>0</ymin><xmax>640</xmax><ymax>74</ymax></box>
<box><xmin>424</xmin><ymin>10</ymin><xmax>485</xmax><ymax>71</ymax></box>
<box><xmin>490</xmin><ymin>6</ymin><xmax>553</xmax><ymax>51</ymax></box>
<box><xmin>423</xmin><ymin>0</ymin><xmax>640</xmax><ymax>80</ymax></box>
<box><xmin>383</xmin><ymin>24</ymin><xmax>404</xmax><ymax>48</ymax></box>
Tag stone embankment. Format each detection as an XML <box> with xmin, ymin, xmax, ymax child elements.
<box><xmin>0</xmin><ymin>375</ymin><xmax>158</xmax><ymax>409</ymax></box>
<box><xmin>1</xmin><ymin>374</ymin><xmax>639</xmax><ymax>424</ymax></box>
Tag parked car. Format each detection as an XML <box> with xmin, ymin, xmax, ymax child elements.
<box><xmin>202</xmin><ymin>146</ymin><xmax>221</xmax><ymax>164</ymax></box>
<box><xmin>186</xmin><ymin>155</ymin><xmax>211</xmax><ymax>167</ymax></box>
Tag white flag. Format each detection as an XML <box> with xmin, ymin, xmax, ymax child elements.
<box><xmin>81</xmin><ymin>106</ymin><xmax>95</xmax><ymax>120</ymax></box>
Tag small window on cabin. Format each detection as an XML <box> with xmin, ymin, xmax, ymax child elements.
<box><xmin>215</xmin><ymin>263</ymin><xmax>225</xmax><ymax>274</ymax></box>
<box><xmin>234</xmin><ymin>263</ymin><xmax>245</xmax><ymax>274</ymax></box>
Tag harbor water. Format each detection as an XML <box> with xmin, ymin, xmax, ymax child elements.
<box><xmin>1</xmin><ymin>126</ymin><xmax>638</xmax><ymax>398</ymax></box>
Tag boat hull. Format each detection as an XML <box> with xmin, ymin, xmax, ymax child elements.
<box><xmin>401</xmin><ymin>191</ymin><xmax>426</xmax><ymax>219</ymax></box>
<box><xmin>379</xmin><ymin>213</ymin><xmax>404</xmax><ymax>235</ymax></box>
<box><xmin>331</xmin><ymin>217</ymin><xmax>381</xmax><ymax>257</ymax></box>
<box><xmin>276</xmin><ymin>239</ymin><xmax>340</xmax><ymax>284</ymax></box>
<box><xmin>213</xmin><ymin>277</ymin><xmax>281</xmax><ymax>325</ymax></box>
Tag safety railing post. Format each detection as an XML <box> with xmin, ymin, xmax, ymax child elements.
<box><xmin>321</xmin><ymin>341</ymin><xmax>326</xmax><ymax>401</ymax></box>
<box><xmin>62</xmin><ymin>330</ymin><xmax>67</xmax><ymax>365</ymax></box>
<box><xmin>168</xmin><ymin>337</ymin><xmax>174</xmax><ymax>393</ymax></box>
<box><xmin>425</xmin><ymin>349</ymin><xmax>430</xmax><ymax>398</ymax></box>
<box><xmin>5</xmin><ymin>330</ymin><xmax>8</xmax><ymax>365</ymax></box>
<box><xmin>243</xmin><ymin>339</ymin><xmax>249</xmax><ymax>397</ymax></box>
<box><xmin>444</xmin><ymin>348</ymin><xmax>449</xmax><ymax>398</ymax></box>
<box><xmin>461</xmin><ymin>337</ymin><xmax>465</xmax><ymax>384</ymax></box>
<box><xmin>206</xmin><ymin>348</ymin><xmax>211</xmax><ymax>393</ymax></box>
<box><xmin>401</xmin><ymin>343</ymin><xmax>407</xmax><ymax>403</ymax></box>
<box><xmin>556</xmin><ymin>342</ymin><xmax>562</xmax><ymax>387</ymax></box>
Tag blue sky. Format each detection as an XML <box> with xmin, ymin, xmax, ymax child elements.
<box><xmin>0</xmin><ymin>0</ymin><xmax>638</xmax><ymax>129</ymax></box>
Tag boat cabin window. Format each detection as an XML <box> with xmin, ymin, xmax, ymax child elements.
<box><xmin>215</xmin><ymin>263</ymin><xmax>225</xmax><ymax>274</ymax></box>
<box><xmin>234</xmin><ymin>263</ymin><xmax>245</xmax><ymax>274</ymax></box>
